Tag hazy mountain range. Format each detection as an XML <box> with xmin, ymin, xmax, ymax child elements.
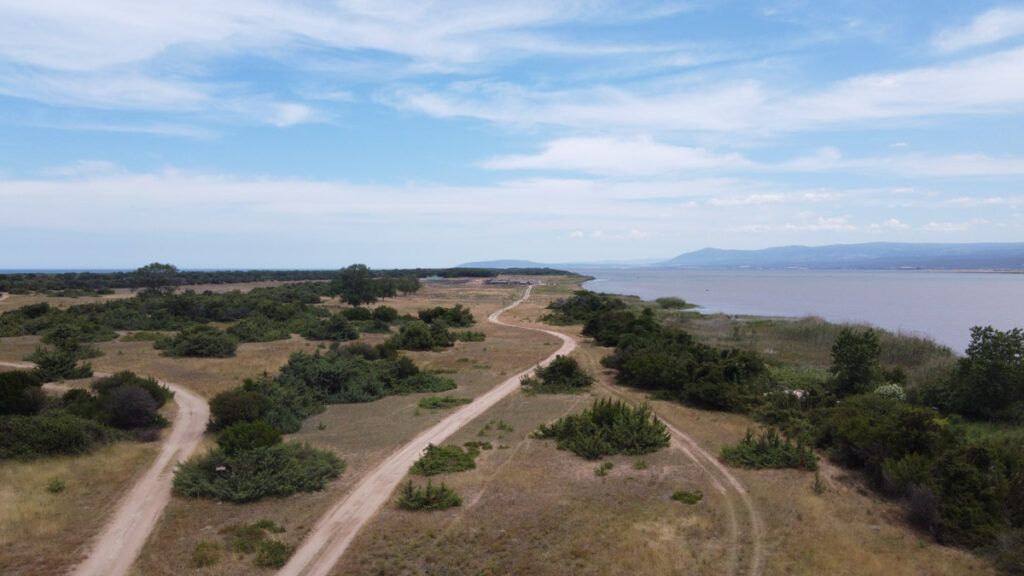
<box><xmin>459</xmin><ymin>242</ymin><xmax>1024</xmax><ymax>271</ymax></box>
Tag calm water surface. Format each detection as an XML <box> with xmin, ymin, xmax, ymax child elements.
<box><xmin>579</xmin><ymin>269</ymin><xmax>1024</xmax><ymax>354</ymax></box>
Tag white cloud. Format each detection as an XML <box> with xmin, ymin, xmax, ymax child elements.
<box><xmin>482</xmin><ymin>136</ymin><xmax>752</xmax><ymax>176</ymax></box>
<box><xmin>919</xmin><ymin>219</ymin><xmax>988</xmax><ymax>232</ymax></box>
<box><xmin>707</xmin><ymin>193</ymin><xmax>785</xmax><ymax>207</ymax></box>
<box><xmin>783</xmin><ymin>47</ymin><xmax>1024</xmax><ymax>126</ymax></box>
<box><xmin>783</xmin><ymin>216</ymin><xmax>856</xmax><ymax>231</ymax></box>
<box><xmin>868</xmin><ymin>218</ymin><xmax>910</xmax><ymax>232</ymax></box>
<box><xmin>569</xmin><ymin>230</ymin><xmax>584</xmax><ymax>238</ymax></box>
<box><xmin>933</xmin><ymin>7</ymin><xmax>1024</xmax><ymax>53</ymax></box>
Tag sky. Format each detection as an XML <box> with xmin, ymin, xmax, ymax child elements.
<box><xmin>2</xmin><ymin>1</ymin><xmax>1024</xmax><ymax>269</ymax></box>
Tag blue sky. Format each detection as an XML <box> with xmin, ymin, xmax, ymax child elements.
<box><xmin>2</xmin><ymin>1</ymin><xmax>1024</xmax><ymax>269</ymax></box>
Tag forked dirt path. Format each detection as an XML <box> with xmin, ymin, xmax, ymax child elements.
<box><xmin>0</xmin><ymin>360</ymin><xmax>209</xmax><ymax>576</ymax></box>
<box><xmin>579</xmin><ymin>347</ymin><xmax>766</xmax><ymax>576</ymax></box>
<box><xmin>279</xmin><ymin>285</ymin><xmax>578</xmax><ymax>576</ymax></box>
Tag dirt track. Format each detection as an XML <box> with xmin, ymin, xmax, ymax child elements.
<box><xmin>71</xmin><ymin>379</ymin><xmax>208</xmax><ymax>576</ymax></box>
<box><xmin>278</xmin><ymin>285</ymin><xmax>577</xmax><ymax>576</ymax></box>
<box><xmin>0</xmin><ymin>360</ymin><xmax>210</xmax><ymax>576</ymax></box>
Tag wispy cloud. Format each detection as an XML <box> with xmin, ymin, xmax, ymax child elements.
<box><xmin>482</xmin><ymin>136</ymin><xmax>752</xmax><ymax>176</ymax></box>
<box><xmin>933</xmin><ymin>7</ymin><xmax>1024</xmax><ymax>52</ymax></box>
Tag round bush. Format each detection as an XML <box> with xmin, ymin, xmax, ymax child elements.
<box><xmin>217</xmin><ymin>421</ymin><xmax>282</xmax><ymax>455</ymax></box>
<box><xmin>209</xmin><ymin>389</ymin><xmax>273</xmax><ymax>431</ymax></box>
<box><xmin>108</xmin><ymin>386</ymin><xmax>159</xmax><ymax>429</ymax></box>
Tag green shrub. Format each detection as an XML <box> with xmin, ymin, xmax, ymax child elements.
<box><xmin>299</xmin><ymin>313</ymin><xmax>359</xmax><ymax>341</ymax></box>
<box><xmin>417</xmin><ymin>395</ymin><xmax>472</xmax><ymax>409</ymax></box>
<box><xmin>208</xmin><ymin>389</ymin><xmax>273</xmax><ymax>431</ymax></box>
<box><xmin>120</xmin><ymin>331</ymin><xmax>165</xmax><ymax>342</ymax></box>
<box><xmin>535</xmin><ymin>399</ymin><xmax>670</xmax><ymax>460</ymax></box>
<box><xmin>217</xmin><ymin>421</ymin><xmax>282</xmax><ymax>455</ymax></box>
<box><xmin>227</xmin><ymin>314</ymin><xmax>291</xmax><ymax>342</ymax></box>
<box><xmin>238</xmin><ymin>375</ymin><xmax>324</xmax><ymax>434</ymax></box>
<box><xmin>418</xmin><ymin>304</ymin><xmax>474</xmax><ymax>327</ymax></box>
<box><xmin>92</xmin><ymin>371</ymin><xmax>173</xmax><ymax>408</ymax></box>
<box><xmin>190</xmin><ymin>541</ymin><xmax>221</xmax><ymax>568</ymax></box>
<box><xmin>255</xmin><ymin>540</ymin><xmax>294</xmax><ymax>568</ymax></box>
<box><xmin>671</xmin><ymin>489</ymin><xmax>703</xmax><ymax>504</ymax></box>
<box><xmin>655</xmin><ymin>297</ymin><xmax>692</xmax><ymax>309</ymax></box>
<box><xmin>594</xmin><ymin>461</ymin><xmax>613</xmax><ymax>476</ymax></box>
<box><xmin>544</xmin><ymin>290</ymin><xmax>627</xmax><ymax>325</ymax></box>
<box><xmin>372</xmin><ymin>306</ymin><xmax>399</xmax><ymax>323</ymax></box>
<box><xmin>172</xmin><ymin>442</ymin><xmax>344</xmax><ymax>503</ymax></box>
<box><xmin>277</xmin><ymin>350</ymin><xmax>455</xmax><ymax>404</ymax></box>
<box><xmin>219</xmin><ymin>520</ymin><xmax>292</xmax><ymax>568</ymax></box>
<box><xmin>107</xmin><ymin>386</ymin><xmax>161</xmax><ymax>429</ymax></box>
<box><xmin>409</xmin><ymin>444</ymin><xmax>477</xmax><ymax>476</ymax></box>
<box><xmin>521</xmin><ymin>355</ymin><xmax>593</xmax><ymax>394</ymax></box>
<box><xmin>46</xmin><ymin>477</ymin><xmax>66</xmax><ymax>493</ymax></box>
<box><xmin>0</xmin><ymin>413</ymin><xmax>122</xmax><ymax>459</ymax></box>
<box><xmin>156</xmin><ymin>325</ymin><xmax>238</xmax><ymax>358</ymax></box>
<box><xmin>388</xmin><ymin>319</ymin><xmax>454</xmax><ymax>350</ymax></box>
<box><xmin>452</xmin><ymin>330</ymin><xmax>486</xmax><ymax>342</ymax></box>
<box><xmin>0</xmin><ymin>370</ymin><xmax>44</xmax><ymax>415</ymax></box>
<box><xmin>28</xmin><ymin>347</ymin><xmax>93</xmax><ymax>381</ymax></box>
<box><xmin>720</xmin><ymin>428</ymin><xmax>818</xmax><ymax>471</ymax></box>
<box><xmin>396</xmin><ymin>480</ymin><xmax>462</xmax><ymax>510</ymax></box>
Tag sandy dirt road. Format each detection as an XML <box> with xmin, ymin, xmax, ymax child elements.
<box><xmin>0</xmin><ymin>360</ymin><xmax>210</xmax><ymax>576</ymax></box>
<box><xmin>278</xmin><ymin>285</ymin><xmax>577</xmax><ymax>576</ymax></box>
<box><xmin>71</xmin><ymin>379</ymin><xmax>208</xmax><ymax>576</ymax></box>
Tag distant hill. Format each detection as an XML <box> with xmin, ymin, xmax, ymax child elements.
<box><xmin>659</xmin><ymin>242</ymin><xmax>1024</xmax><ymax>270</ymax></box>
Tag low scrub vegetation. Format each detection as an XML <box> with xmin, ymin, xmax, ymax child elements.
<box><xmin>409</xmin><ymin>443</ymin><xmax>478</xmax><ymax>476</ymax></box>
<box><xmin>155</xmin><ymin>324</ymin><xmax>238</xmax><ymax>358</ymax></box>
<box><xmin>278</xmin><ymin>348</ymin><xmax>455</xmax><ymax>403</ymax></box>
<box><xmin>720</xmin><ymin>427</ymin><xmax>818</xmax><ymax>471</ymax></box>
<box><xmin>535</xmin><ymin>398</ymin><xmax>670</xmax><ymax>460</ymax></box>
<box><xmin>520</xmin><ymin>354</ymin><xmax>593</xmax><ymax>394</ymax></box>
<box><xmin>172</xmin><ymin>442</ymin><xmax>344</xmax><ymax>503</ymax></box>
<box><xmin>671</xmin><ymin>489</ymin><xmax>703</xmax><ymax>505</ymax></box>
<box><xmin>396</xmin><ymin>480</ymin><xmax>462</xmax><ymax>511</ymax></box>
<box><xmin>418</xmin><ymin>395</ymin><xmax>472</xmax><ymax>409</ymax></box>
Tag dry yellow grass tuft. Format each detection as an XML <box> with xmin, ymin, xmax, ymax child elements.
<box><xmin>0</xmin><ymin>442</ymin><xmax>159</xmax><ymax>576</ymax></box>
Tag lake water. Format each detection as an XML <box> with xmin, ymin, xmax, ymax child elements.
<box><xmin>578</xmin><ymin>269</ymin><xmax>1024</xmax><ymax>354</ymax></box>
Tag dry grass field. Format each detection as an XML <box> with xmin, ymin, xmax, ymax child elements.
<box><xmin>0</xmin><ymin>275</ymin><xmax>998</xmax><ymax>575</ymax></box>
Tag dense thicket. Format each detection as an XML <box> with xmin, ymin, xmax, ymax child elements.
<box><xmin>544</xmin><ymin>290</ymin><xmax>627</xmax><ymax>325</ymax></box>
<box><xmin>0</xmin><ymin>370</ymin><xmax>169</xmax><ymax>459</ymax></box>
<box><xmin>277</xmin><ymin>348</ymin><xmax>455</xmax><ymax>403</ymax></box>
<box><xmin>602</xmin><ymin>323</ymin><xmax>769</xmax><ymax>412</ymax></box>
<box><xmin>417</xmin><ymin>304</ymin><xmax>475</xmax><ymax>327</ymax></box>
<box><xmin>548</xmin><ymin>290</ymin><xmax>1024</xmax><ymax>556</ymax></box>
<box><xmin>172</xmin><ymin>443</ymin><xmax>344</xmax><ymax>503</ymax></box>
<box><xmin>155</xmin><ymin>325</ymin><xmax>238</xmax><ymax>358</ymax></box>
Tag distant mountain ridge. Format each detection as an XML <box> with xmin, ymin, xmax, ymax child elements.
<box><xmin>659</xmin><ymin>242</ymin><xmax>1024</xmax><ymax>270</ymax></box>
<box><xmin>457</xmin><ymin>242</ymin><xmax>1024</xmax><ymax>271</ymax></box>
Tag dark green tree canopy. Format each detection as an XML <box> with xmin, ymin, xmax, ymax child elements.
<box><xmin>829</xmin><ymin>328</ymin><xmax>881</xmax><ymax>397</ymax></box>
<box><xmin>132</xmin><ymin>262</ymin><xmax>180</xmax><ymax>294</ymax></box>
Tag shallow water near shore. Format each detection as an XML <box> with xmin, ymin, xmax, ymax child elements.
<box><xmin>578</xmin><ymin>268</ymin><xmax>1024</xmax><ymax>354</ymax></box>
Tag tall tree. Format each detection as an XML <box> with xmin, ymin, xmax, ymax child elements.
<box><xmin>132</xmin><ymin>262</ymin><xmax>180</xmax><ymax>295</ymax></box>
<box><xmin>829</xmin><ymin>327</ymin><xmax>881</xmax><ymax>397</ymax></box>
<box><xmin>332</xmin><ymin>264</ymin><xmax>379</xmax><ymax>306</ymax></box>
